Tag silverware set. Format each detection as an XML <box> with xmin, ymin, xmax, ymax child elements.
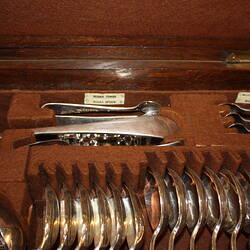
<box><xmin>220</xmin><ymin>103</ymin><xmax>250</xmax><ymax>133</ymax></box>
<box><xmin>35</xmin><ymin>183</ymin><xmax>144</xmax><ymax>250</ymax></box>
<box><xmin>32</xmin><ymin>167</ymin><xmax>249</xmax><ymax>250</ymax></box>
<box><xmin>29</xmin><ymin>101</ymin><xmax>179</xmax><ymax>146</ymax></box>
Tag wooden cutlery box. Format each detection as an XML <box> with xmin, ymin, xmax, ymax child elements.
<box><xmin>0</xmin><ymin>0</ymin><xmax>250</xmax><ymax>249</ymax></box>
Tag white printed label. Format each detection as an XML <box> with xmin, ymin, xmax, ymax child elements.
<box><xmin>235</xmin><ymin>92</ymin><xmax>250</xmax><ymax>104</ymax></box>
<box><xmin>84</xmin><ymin>93</ymin><xmax>125</xmax><ymax>105</ymax></box>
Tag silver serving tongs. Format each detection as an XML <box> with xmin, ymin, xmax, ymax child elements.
<box><xmin>32</xmin><ymin>114</ymin><xmax>179</xmax><ymax>146</ymax></box>
<box><xmin>42</xmin><ymin>101</ymin><xmax>161</xmax><ymax>125</ymax></box>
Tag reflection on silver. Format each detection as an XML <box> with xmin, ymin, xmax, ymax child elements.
<box><xmin>75</xmin><ymin>185</ymin><xmax>94</xmax><ymax>249</ymax></box>
<box><xmin>165</xmin><ymin>168</ymin><xmax>186</xmax><ymax>250</ymax></box>
<box><xmin>107</xmin><ymin>183</ymin><xmax>126</xmax><ymax>250</ymax></box>
<box><xmin>184</xmin><ymin>168</ymin><xmax>207</xmax><ymax>250</ymax></box>
<box><xmin>58</xmin><ymin>184</ymin><xmax>77</xmax><ymax>249</ymax></box>
<box><xmin>34</xmin><ymin>114</ymin><xmax>178</xmax><ymax>139</ymax></box>
<box><xmin>122</xmin><ymin>185</ymin><xmax>144</xmax><ymax>249</ymax></box>
<box><xmin>225</xmin><ymin>112</ymin><xmax>250</xmax><ymax>123</ymax></box>
<box><xmin>0</xmin><ymin>204</ymin><xmax>24</xmax><ymax>250</ymax></box>
<box><xmin>30</xmin><ymin>167</ymin><xmax>248</xmax><ymax>249</ymax></box>
<box><xmin>219</xmin><ymin>169</ymin><xmax>245</xmax><ymax>250</ymax></box>
<box><xmin>36</xmin><ymin>185</ymin><xmax>60</xmax><ymax>250</ymax></box>
<box><xmin>202</xmin><ymin>167</ymin><xmax>227</xmax><ymax>250</ymax></box>
<box><xmin>144</xmin><ymin>171</ymin><xmax>169</xmax><ymax>250</ymax></box>
<box><xmin>220</xmin><ymin>103</ymin><xmax>250</xmax><ymax>116</ymax></box>
<box><xmin>91</xmin><ymin>185</ymin><xmax>111</xmax><ymax>249</ymax></box>
<box><xmin>34</xmin><ymin>103</ymin><xmax>179</xmax><ymax>146</ymax></box>
<box><xmin>42</xmin><ymin>101</ymin><xmax>161</xmax><ymax>115</ymax></box>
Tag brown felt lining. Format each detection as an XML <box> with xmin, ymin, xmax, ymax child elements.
<box><xmin>1</xmin><ymin>0</ymin><xmax>250</xmax><ymax>41</ymax></box>
<box><xmin>0</xmin><ymin>90</ymin><xmax>250</xmax><ymax>249</ymax></box>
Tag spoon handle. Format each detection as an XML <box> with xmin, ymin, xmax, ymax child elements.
<box><xmin>42</xmin><ymin>103</ymin><xmax>137</xmax><ymax>114</ymax></box>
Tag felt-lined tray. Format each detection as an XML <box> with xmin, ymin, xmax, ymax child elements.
<box><xmin>0</xmin><ymin>90</ymin><xmax>249</xmax><ymax>249</ymax></box>
<box><xmin>0</xmin><ymin>133</ymin><xmax>249</xmax><ymax>249</ymax></box>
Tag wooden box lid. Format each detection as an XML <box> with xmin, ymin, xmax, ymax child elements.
<box><xmin>1</xmin><ymin>0</ymin><xmax>250</xmax><ymax>48</ymax></box>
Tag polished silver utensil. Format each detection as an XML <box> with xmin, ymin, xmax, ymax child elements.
<box><xmin>34</xmin><ymin>114</ymin><xmax>178</xmax><ymax>138</ymax></box>
<box><xmin>75</xmin><ymin>185</ymin><xmax>94</xmax><ymax>250</ymax></box>
<box><xmin>220</xmin><ymin>103</ymin><xmax>250</xmax><ymax>116</ymax></box>
<box><xmin>32</xmin><ymin>114</ymin><xmax>178</xmax><ymax>146</ymax></box>
<box><xmin>228</xmin><ymin>123</ymin><xmax>250</xmax><ymax>133</ymax></box>
<box><xmin>164</xmin><ymin>168</ymin><xmax>186</xmax><ymax>250</ymax></box>
<box><xmin>202</xmin><ymin>167</ymin><xmax>227</xmax><ymax>250</ymax></box>
<box><xmin>184</xmin><ymin>168</ymin><xmax>207</xmax><ymax>250</ymax></box>
<box><xmin>42</xmin><ymin>101</ymin><xmax>161</xmax><ymax>115</ymax></box>
<box><xmin>122</xmin><ymin>185</ymin><xmax>144</xmax><ymax>250</ymax></box>
<box><xmin>107</xmin><ymin>183</ymin><xmax>126</xmax><ymax>250</ymax></box>
<box><xmin>55</xmin><ymin>114</ymin><xmax>138</xmax><ymax>125</ymax></box>
<box><xmin>91</xmin><ymin>184</ymin><xmax>111</xmax><ymax>249</ymax></box>
<box><xmin>219</xmin><ymin>169</ymin><xmax>245</xmax><ymax>250</ymax></box>
<box><xmin>224</xmin><ymin>112</ymin><xmax>250</xmax><ymax>123</ymax></box>
<box><xmin>36</xmin><ymin>185</ymin><xmax>60</xmax><ymax>250</ymax></box>
<box><xmin>58</xmin><ymin>183</ymin><xmax>77</xmax><ymax>249</ymax></box>
<box><xmin>144</xmin><ymin>171</ymin><xmax>169</xmax><ymax>250</ymax></box>
<box><xmin>236</xmin><ymin>169</ymin><xmax>250</xmax><ymax>244</ymax></box>
<box><xmin>0</xmin><ymin>204</ymin><xmax>24</xmax><ymax>250</ymax></box>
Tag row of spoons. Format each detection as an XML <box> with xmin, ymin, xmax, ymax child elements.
<box><xmin>145</xmin><ymin>167</ymin><xmax>250</xmax><ymax>250</ymax></box>
<box><xmin>33</xmin><ymin>166</ymin><xmax>249</xmax><ymax>250</ymax></box>
<box><xmin>35</xmin><ymin>183</ymin><xmax>144</xmax><ymax>250</ymax></box>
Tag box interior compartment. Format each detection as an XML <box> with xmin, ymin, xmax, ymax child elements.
<box><xmin>1</xmin><ymin>90</ymin><xmax>250</xmax><ymax>249</ymax></box>
<box><xmin>1</xmin><ymin>0</ymin><xmax>250</xmax><ymax>248</ymax></box>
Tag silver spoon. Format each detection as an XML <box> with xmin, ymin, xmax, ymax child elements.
<box><xmin>0</xmin><ymin>203</ymin><xmax>24</xmax><ymax>250</ymax></box>
<box><xmin>75</xmin><ymin>184</ymin><xmax>94</xmax><ymax>250</ymax></box>
<box><xmin>107</xmin><ymin>183</ymin><xmax>126</xmax><ymax>250</ymax></box>
<box><xmin>236</xmin><ymin>170</ymin><xmax>250</xmax><ymax>244</ymax></box>
<box><xmin>144</xmin><ymin>171</ymin><xmax>170</xmax><ymax>250</ymax></box>
<box><xmin>90</xmin><ymin>184</ymin><xmax>111</xmax><ymax>250</ymax></box>
<box><xmin>58</xmin><ymin>183</ymin><xmax>77</xmax><ymax>250</ymax></box>
<box><xmin>122</xmin><ymin>185</ymin><xmax>144</xmax><ymax>250</ymax></box>
<box><xmin>183</xmin><ymin>168</ymin><xmax>207</xmax><ymax>250</ymax></box>
<box><xmin>164</xmin><ymin>168</ymin><xmax>186</xmax><ymax>250</ymax></box>
<box><xmin>219</xmin><ymin>169</ymin><xmax>246</xmax><ymax>250</ymax></box>
<box><xmin>202</xmin><ymin>167</ymin><xmax>227</xmax><ymax>250</ymax></box>
<box><xmin>36</xmin><ymin>184</ymin><xmax>60</xmax><ymax>250</ymax></box>
<box><xmin>219</xmin><ymin>103</ymin><xmax>250</xmax><ymax>116</ymax></box>
<box><xmin>42</xmin><ymin>101</ymin><xmax>161</xmax><ymax>115</ymax></box>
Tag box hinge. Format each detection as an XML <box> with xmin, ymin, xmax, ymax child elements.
<box><xmin>226</xmin><ymin>52</ymin><xmax>250</xmax><ymax>64</ymax></box>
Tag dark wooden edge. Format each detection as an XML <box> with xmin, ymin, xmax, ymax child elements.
<box><xmin>0</xmin><ymin>47</ymin><xmax>228</xmax><ymax>61</ymax></box>
<box><xmin>0</xmin><ymin>35</ymin><xmax>250</xmax><ymax>49</ymax></box>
